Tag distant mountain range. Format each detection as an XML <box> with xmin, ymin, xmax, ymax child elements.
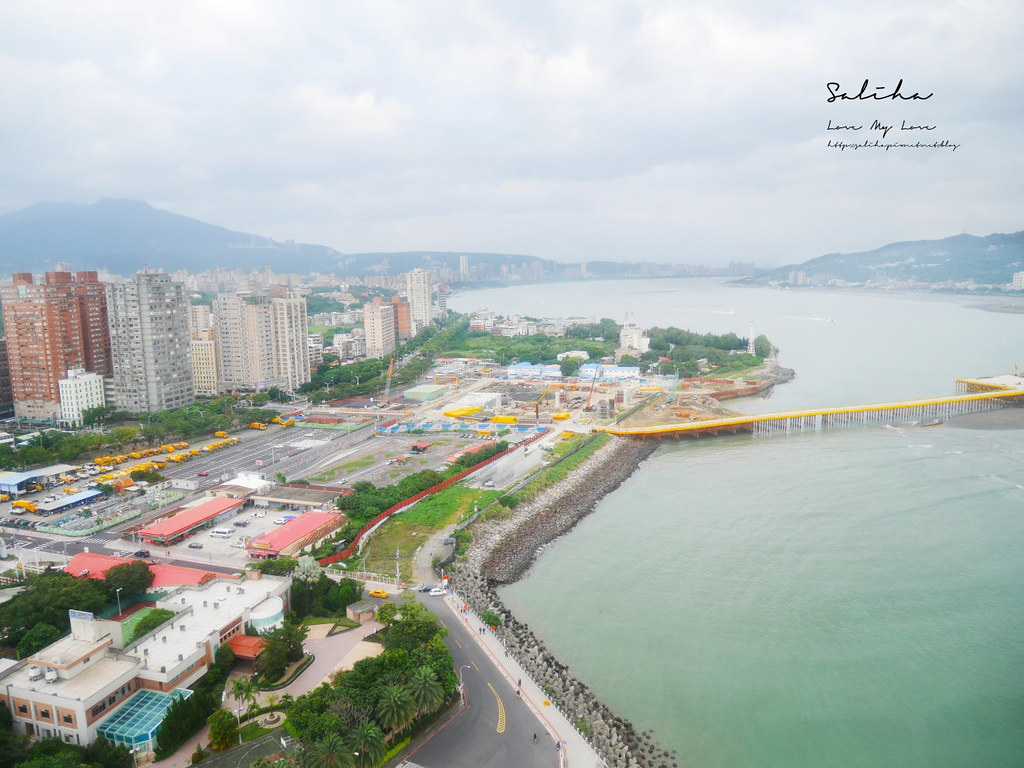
<box><xmin>735</xmin><ymin>231</ymin><xmax>1024</xmax><ymax>287</ymax></box>
<box><xmin>0</xmin><ymin>200</ymin><xmax>561</xmax><ymax>278</ymax></box>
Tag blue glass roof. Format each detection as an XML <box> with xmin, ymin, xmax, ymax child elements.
<box><xmin>98</xmin><ymin>688</ymin><xmax>192</xmax><ymax>747</ymax></box>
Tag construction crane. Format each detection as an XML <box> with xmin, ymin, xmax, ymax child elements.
<box><xmin>584</xmin><ymin>367</ymin><xmax>601</xmax><ymax>411</ymax></box>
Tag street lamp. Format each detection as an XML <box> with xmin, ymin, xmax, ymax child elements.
<box><xmin>235</xmin><ymin>704</ymin><xmax>243</xmax><ymax>744</ymax></box>
<box><xmin>457</xmin><ymin>664</ymin><xmax>470</xmax><ymax>692</ymax></box>
<box><xmin>115</xmin><ymin>587</ymin><xmax>123</xmax><ymax>617</ymax></box>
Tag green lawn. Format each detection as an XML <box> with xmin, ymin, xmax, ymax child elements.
<box><xmin>120</xmin><ymin>607</ymin><xmax>157</xmax><ymax>639</ymax></box>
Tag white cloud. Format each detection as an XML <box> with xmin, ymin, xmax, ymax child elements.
<box><xmin>0</xmin><ymin>0</ymin><xmax>1020</xmax><ymax>266</ymax></box>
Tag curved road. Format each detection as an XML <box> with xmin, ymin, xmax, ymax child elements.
<box><xmin>410</xmin><ymin>594</ymin><xmax>558</xmax><ymax>768</ymax></box>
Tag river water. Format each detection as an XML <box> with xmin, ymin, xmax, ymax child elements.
<box><xmin>450</xmin><ymin>279</ymin><xmax>1024</xmax><ymax>768</ymax></box>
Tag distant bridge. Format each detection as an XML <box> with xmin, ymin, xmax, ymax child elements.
<box><xmin>595</xmin><ymin>378</ymin><xmax>1024</xmax><ymax>440</ymax></box>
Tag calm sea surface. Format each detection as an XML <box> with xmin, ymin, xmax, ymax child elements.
<box><xmin>450</xmin><ymin>279</ymin><xmax>1024</xmax><ymax>768</ymax></box>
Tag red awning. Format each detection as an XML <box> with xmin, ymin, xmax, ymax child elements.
<box><xmin>226</xmin><ymin>635</ymin><xmax>267</xmax><ymax>660</ymax></box>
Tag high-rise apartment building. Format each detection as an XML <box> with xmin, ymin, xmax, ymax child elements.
<box><xmin>0</xmin><ymin>271</ymin><xmax>110</xmax><ymax>421</ymax></box>
<box><xmin>390</xmin><ymin>297</ymin><xmax>412</xmax><ymax>341</ymax></box>
<box><xmin>405</xmin><ymin>268</ymin><xmax>433</xmax><ymax>335</ymax></box>
<box><xmin>269</xmin><ymin>287</ymin><xmax>310</xmax><ymax>392</ymax></box>
<box><xmin>189</xmin><ymin>304</ymin><xmax>213</xmax><ymax>334</ymax></box>
<box><xmin>106</xmin><ymin>271</ymin><xmax>194</xmax><ymax>413</ymax></box>
<box><xmin>190</xmin><ymin>329</ymin><xmax>218</xmax><ymax>396</ymax></box>
<box><xmin>0</xmin><ymin>339</ymin><xmax>13</xmax><ymax>418</ymax></box>
<box><xmin>363</xmin><ymin>303</ymin><xmax>396</xmax><ymax>359</ymax></box>
<box><xmin>213</xmin><ymin>293</ymin><xmax>276</xmax><ymax>393</ymax></box>
<box><xmin>213</xmin><ymin>289</ymin><xmax>310</xmax><ymax>393</ymax></box>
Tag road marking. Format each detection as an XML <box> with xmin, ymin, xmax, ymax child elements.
<box><xmin>452</xmin><ymin>637</ymin><xmax>462</xmax><ymax>649</ymax></box>
<box><xmin>487</xmin><ymin>682</ymin><xmax>506</xmax><ymax>734</ymax></box>
<box><xmin>471</xmin><ymin>661</ymin><xmax>480</xmax><ymax>672</ymax></box>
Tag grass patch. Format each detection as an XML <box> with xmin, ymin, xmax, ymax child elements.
<box><xmin>302</xmin><ymin>616</ymin><xmax>339</xmax><ymax>626</ymax></box>
<box><xmin>340</xmin><ymin>460</ymin><xmax>375</xmax><ymax>468</ymax></box>
<box><xmin>400</xmin><ymin>486</ymin><xmax>499</xmax><ymax>527</ymax></box>
<box><xmin>240</xmin><ymin>721</ymin><xmax>273</xmax><ymax>742</ymax></box>
<box><xmin>513</xmin><ymin>433</ymin><xmax>611</xmax><ymax>505</ymax></box>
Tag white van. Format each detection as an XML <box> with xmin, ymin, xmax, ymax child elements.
<box><xmin>209</xmin><ymin>528</ymin><xmax>232</xmax><ymax>538</ymax></box>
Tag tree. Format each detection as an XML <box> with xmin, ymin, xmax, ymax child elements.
<box><xmin>0</xmin><ymin>572</ymin><xmax>107</xmax><ymax>648</ymax></box>
<box><xmin>349</xmin><ymin>721</ymin><xmax>386</xmax><ymax>768</ymax></box>
<box><xmin>231</xmin><ymin>675</ymin><xmax>260</xmax><ymax>714</ymax></box>
<box><xmin>207</xmin><ymin>708</ymin><xmax>238</xmax><ymax>752</ymax></box>
<box><xmin>124</xmin><ymin>608</ymin><xmax>175</xmax><ymax>644</ymax></box>
<box><xmin>299</xmin><ymin>732</ymin><xmax>354</xmax><ymax>768</ymax></box>
<box><xmin>375</xmin><ymin>684</ymin><xmax>416</xmax><ymax>735</ymax></box>
<box><xmin>110</xmin><ymin>426</ymin><xmax>139</xmax><ymax>447</ymax></box>
<box><xmin>103</xmin><ymin>560</ymin><xmax>155</xmax><ymax>600</ymax></box>
<box><xmin>84</xmin><ymin>734</ymin><xmax>133</xmax><ymax>768</ymax></box>
<box><xmin>381</xmin><ymin>603</ymin><xmax>447</xmax><ymax>654</ymax></box>
<box><xmin>406</xmin><ymin>666</ymin><xmax>444</xmax><ymax>717</ymax></box>
<box><xmin>480</xmin><ymin>611</ymin><xmax>502</xmax><ymax>628</ymax></box>
<box><xmin>16</xmin><ymin>622</ymin><xmax>61</xmax><ymax>659</ymax></box>
<box><xmin>559</xmin><ymin>357</ymin><xmax>583</xmax><ymax>377</ymax></box>
<box><xmin>754</xmin><ymin>334</ymin><xmax>772</xmax><ymax>358</ymax></box>
<box><xmin>376</xmin><ymin>602</ymin><xmax>398</xmax><ymax>626</ymax></box>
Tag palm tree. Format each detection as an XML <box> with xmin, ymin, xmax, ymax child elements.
<box><xmin>299</xmin><ymin>733</ymin><xmax>354</xmax><ymax>768</ymax></box>
<box><xmin>350</xmin><ymin>721</ymin><xmax>386</xmax><ymax>768</ymax></box>
<box><xmin>406</xmin><ymin>667</ymin><xmax>444</xmax><ymax>716</ymax></box>
<box><xmin>230</xmin><ymin>675</ymin><xmax>259</xmax><ymax>715</ymax></box>
<box><xmin>375</xmin><ymin>685</ymin><xmax>416</xmax><ymax>736</ymax></box>
<box><xmin>266</xmin><ymin>693</ymin><xmax>280</xmax><ymax>712</ymax></box>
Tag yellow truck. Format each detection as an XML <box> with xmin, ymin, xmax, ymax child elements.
<box><xmin>249</xmin><ymin>422</ymin><xmax>267</xmax><ymax>430</ymax></box>
<box><xmin>214</xmin><ymin>431</ymin><xmax>228</xmax><ymax>438</ymax></box>
<box><xmin>12</xmin><ymin>500</ymin><xmax>36</xmax><ymax>514</ymax></box>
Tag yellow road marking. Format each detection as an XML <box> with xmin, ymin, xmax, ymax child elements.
<box><xmin>453</xmin><ymin>637</ymin><xmax>462</xmax><ymax>649</ymax></box>
<box><xmin>471</xmin><ymin>661</ymin><xmax>480</xmax><ymax>672</ymax></box>
<box><xmin>487</xmin><ymin>683</ymin><xmax>506</xmax><ymax>734</ymax></box>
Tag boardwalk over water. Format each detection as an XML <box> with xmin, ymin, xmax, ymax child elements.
<box><xmin>596</xmin><ymin>378</ymin><xmax>1024</xmax><ymax>440</ymax></box>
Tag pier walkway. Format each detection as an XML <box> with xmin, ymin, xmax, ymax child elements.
<box><xmin>596</xmin><ymin>377</ymin><xmax>1024</xmax><ymax>440</ymax></box>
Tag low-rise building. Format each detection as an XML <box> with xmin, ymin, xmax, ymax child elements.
<box><xmin>0</xmin><ymin>574</ymin><xmax>289</xmax><ymax>752</ymax></box>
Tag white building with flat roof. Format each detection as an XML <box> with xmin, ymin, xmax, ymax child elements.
<box><xmin>0</xmin><ymin>574</ymin><xmax>289</xmax><ymax>752</ymax></box>
<box><xmin>58</xmin><ymin>368</ymin><xmax>105</xmax><ymax>428</ymax></box>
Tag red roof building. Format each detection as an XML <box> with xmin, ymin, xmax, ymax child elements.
<box><xmin>64</xmin><ymin>552</ymin><xmax>233</xmax><ymax>588</ymax></box>
<box><xmin>137</xmin><ymin>498</ymin><xmax>244</xmax><ymax>545</ymax></box>
<box><xmin>246</xmin><ymin>511</ymin><xmax>343</xmax><ymax>559</ymax></box>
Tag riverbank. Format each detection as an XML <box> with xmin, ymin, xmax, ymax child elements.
<box><xmin>454</xmin><ymin>436</ymin><xmax>678</xmax><ymax>768</ymax></box>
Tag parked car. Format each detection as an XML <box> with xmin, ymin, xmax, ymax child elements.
<box><xmin>369</xmin><ymin>589</ymin><xmax>389</xmax><ymax>599</ymax></box>
<box><xmin>429</xmin><ymin>587</ymin><xmax>447</xmax><ymax>596</ymax></box>
<box><xmin>250</xmin><ymin>511</ymin><xmax>265</xmax><ymax>518</ymax></box>
<box><xmin>233</xmin><ymin>521</ymin><xmax>248</xmax><ymax>528</ymax></box>
<box><xmin>187</xmin><ymin>542</ymin><xmax>203</xmax><ymax>550</ymax></box>
<box><xmin>133</xmin><ymin>549</ymin><xmax>150</xmax><ymax>558</ymax></box>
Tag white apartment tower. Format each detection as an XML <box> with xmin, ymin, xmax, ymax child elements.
<box><xmin>106</xmin><ymin>272</ymin><xmax>194</xmax><ymax>413</ymax></box>
<box><xmin>213</xmin><ymin>294</ymin><xmax>277</xmax><ymax>393</ymax></box>
<box><xmin>363</xmin><ymin>303</ymin><xmax>396</xmax><ymax>359</ymax></box>
<box><xmin>406</xmin><ymin>268</ymin><xmax>433</xmax><ymax>335</ymax></box>
<box><xmin>269</xmin><ymin>287</ymin><xmax>311</xmax><ymax>392</ymax></box>
<box><xmin>213</xmin><ymin>289</ymin><xmax>310</xmax><ymax>393</ymax></box>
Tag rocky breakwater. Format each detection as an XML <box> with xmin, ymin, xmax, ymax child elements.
<box><xmin>455</xmin><ymin>437</ymin><xmax>680</xmax><ymax>768</ymax></box>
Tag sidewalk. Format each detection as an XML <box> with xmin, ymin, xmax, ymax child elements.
<box><xmin>160</xmin><ymin>620</ymin><xmax>380</xmax><ymax>768</ymax></box>
<box><xmin>442</xmin><ymin>590</ymin><xmax>605</xmax><ymax>768</ymax></box>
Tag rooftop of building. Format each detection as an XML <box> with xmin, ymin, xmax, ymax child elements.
<box><xmin>29</xmin><ymin>634</ymin><xmax>109</xmax><ymax>669</ymax></box>
<box><xmin>137</xmin><ymin>497</ymin><xmax>243</xmax><ymax>540</ymax></box>
<box><xmin>246</xmin><ymin>511</ymin><xmax>340</xmax><ymax>555</ymax></box>
<box><xmin>251</xmin><ymin>485</ymin><xmax>342</xmax><ymax>507</ymax></box>
<box><xmin>5</xmin><ymin>654</ymin><xmax>139</xmax><ymax>702</ymax></box>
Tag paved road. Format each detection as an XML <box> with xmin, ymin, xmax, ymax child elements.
<box><xmin>410</xmin><ymin>594</ymin><xmax>557</xmax><ymax>768</ymax></box>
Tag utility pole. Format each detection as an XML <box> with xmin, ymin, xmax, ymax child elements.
<box><xmin>395</xmin><ymin>548</ymin><xmax>400</xmax><ymax>585</ymax></box>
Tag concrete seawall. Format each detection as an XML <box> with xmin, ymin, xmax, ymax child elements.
<box><xmin>455</xmin><ymin>437</ymin><xmax>679</xmax><ymax>768</ymax></box>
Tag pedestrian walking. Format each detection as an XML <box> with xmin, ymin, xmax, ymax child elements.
<box><xmin>533</xmin><ymin>733</ymin><xmax>537</xmax><ymax>743</ymax></box>
<box><xmin>518</xmin><ymin>678</ymin><xmax>521</xmax><ymax>687</ymax></box>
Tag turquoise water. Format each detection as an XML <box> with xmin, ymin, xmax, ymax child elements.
<box><xmin>452</xmin><ymin>280</ymin><xmax>1024</xmax><ymax>768</ymax></box>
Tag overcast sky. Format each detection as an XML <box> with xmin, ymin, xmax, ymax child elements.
<box><xmin>0</xmin><ymin>1</ymin><xmax>1020</xmax><ymax>268</ymax></box>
